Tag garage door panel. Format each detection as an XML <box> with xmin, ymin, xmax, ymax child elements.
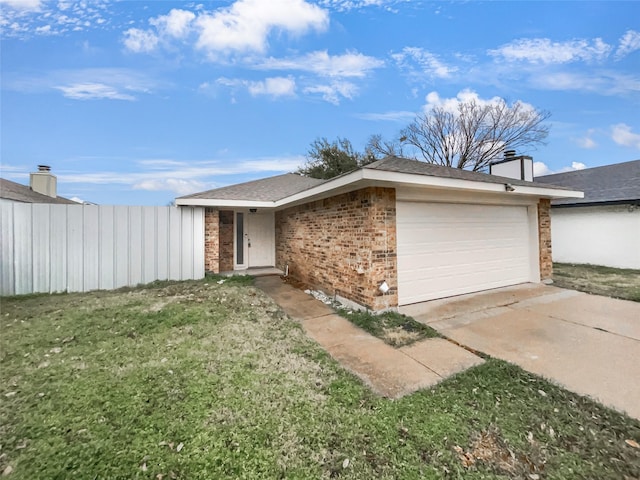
<box><xmin>397</xmin><ymin>202</ymin><xmax>531</xmax><ymax>305</ymax></box>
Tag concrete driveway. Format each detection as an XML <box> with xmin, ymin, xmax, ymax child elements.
<box><xmin>400</xmin><ymin>284</ymin><xmax>640</xmax><ymax>420</ymax></box>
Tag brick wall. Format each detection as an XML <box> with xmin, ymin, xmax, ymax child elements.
<box><xmin>275</xmin><ymin>187</ymin><xmax>397</xmax><ymax>311</ymax></box>
<box><xmin>219</xmin><ymin>211</ymin><xmax>234</xmax><ymax>272</ymax></box>
<box><xmin>204</xmin><ymin>209</ymin><xmax>234</xmax><ymax>273</ymax></box>
<box><xmin>204</xmin><ymin>208</ymin><xmax>220</xmax><ymax>273</ymax></box>
<box><xmin>538</xmin><ymin>198</ymin><xmax>553</xmax><ymax>280</ymax></box>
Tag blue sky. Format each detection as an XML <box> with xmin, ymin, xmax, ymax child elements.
<box><xmin>1</xmin><ymin>0</ymin><xmax>639</xmax><ymax>205</ymax></box>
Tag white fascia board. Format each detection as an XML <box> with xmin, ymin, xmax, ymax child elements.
<box><xmin>175</xmin><ymin>198</ymin><xmax>275</xmax><ymax>208</ymax></box>
<box><xmin>273</xmin><ymin>170</ymin><xmax>365</xmax><ymax>207</ymax></box>
<box><xmin>361</xmin><ymin>169</ymin><xmax>584</xmax><ymax>199</ymax></box>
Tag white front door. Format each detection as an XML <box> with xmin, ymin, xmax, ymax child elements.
<box><xmin>247</xmin><ymin>211</ymin><xmax>275</xmax><ymax>267</ymax></box>
<box><xmin>234</xmin><ymin>211</ymin><xmax>275</xmax><ymax>269</ymax></box>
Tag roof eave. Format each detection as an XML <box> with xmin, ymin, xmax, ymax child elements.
<box><xmin>175</xmin><ymin>168</ymin><xmax>583</xmax><ymax>208</ymax></box>
<box><xmin>361</xmin><ymin>169</ymin><xmax>584</xmax><ymax>199</ymax></box>
<box><xmin>175</xmin><ymin>198</ymin><xmax>276</xmax><ymax>208</ymax></box>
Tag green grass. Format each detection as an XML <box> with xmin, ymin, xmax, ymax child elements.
<box><xmin>1</xmin><ymin>280</ymin><xmax>639</xmax><ymax>479</ymax></box>
<box><xmin>553</xmin><ymin>262</ymin><xmax>640</xmax><ymax>302</ymax></box>
<box><xmin>337</xmin><ymin>308</ymin><xmax>440</xmax><ymax>347</ymax></box>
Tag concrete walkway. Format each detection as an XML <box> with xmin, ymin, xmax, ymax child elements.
<box><xmin>255</xmin><ymin>276</ymin><xmax>484</xmax><ymax>399</ymax></box>
<box><xmin>401</xmin><ymin>283</ymin><xmax>640</xmax><ymax>419</ymax></box>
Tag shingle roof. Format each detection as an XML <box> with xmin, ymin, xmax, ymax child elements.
<box><xmin>0</xmin><ymin>178</ymin><xmax>78</xmax><ymax>204</ymax></box>
<box><xmin>177</xmin><ymin>173</ymin><xmax>326</xmax><ymax>202</ymax></box>
<box><xmin>534</xmin><ymin>160</ymin><xmax>640</xmax><ymax>205</ymax></box>
<box><xmin>364</xmin><ymin>156</ymin><xmax>576</xmax><ymax>190</ymax></box>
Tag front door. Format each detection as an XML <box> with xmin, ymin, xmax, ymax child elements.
<box><xmin>234</xmin><ymin>211</ymin><xmax>275</xmax><ymax>269</ymax></box>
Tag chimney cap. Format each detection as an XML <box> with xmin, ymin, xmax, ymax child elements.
<box><xmin>503</xmin><ymin>150</ymin><xmax>516</xmax><ymax>158</ymax></box>
<box><xmin>37</xmin><ymin>165</ymin><xmax>51</xmax><ymax>172</ymax></box>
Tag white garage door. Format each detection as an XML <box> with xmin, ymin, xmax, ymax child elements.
<box><xmin>397</xmin><ymin>202</ymin><xmax>532</xmax><ymax>305</ymax></box>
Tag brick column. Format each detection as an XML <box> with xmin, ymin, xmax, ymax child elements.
<box><xmin>537</xmin><ymin>199</ymin><xmax>553</xmax><ymax>280</ymax></box>
<box><xmin>204</xmin><ymin>208</ymin><xmax>220</xmax><ymax>273</ymax></box>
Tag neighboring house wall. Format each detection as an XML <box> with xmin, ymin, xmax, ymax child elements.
<box><xmin>550</xmin><ymin>204</ymin><xmax>640</xmax><ymax>269</ymax></box>
<box><xmin>276</xmin><ymin>187</ymin><xmax>397</xmax><ymax>311</ymax></box>
<box><xmin>537</xmin><ymin>199</ymin><xmax>553</xmax><ymax>279</ymax></box>
<box><xmin>0</xmin><ymin>201</ymin><xmax>205</xmax><ymax>296</ymax></box>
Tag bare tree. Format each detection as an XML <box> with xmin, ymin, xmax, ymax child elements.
<box><xmin>365</xmin><ymin>134</ymin><xmax>405</xmax><ymax>159</ymax></box>
<box><xmin>399</xmin><ymin>98</ymin><xmax>550</xmax><ymax>171</ymax></box>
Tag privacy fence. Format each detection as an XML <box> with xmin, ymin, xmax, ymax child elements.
<box><xmin>0</xmin><ymin>201</ymin><xmax>205</xmax><ymax>296</ymax></box>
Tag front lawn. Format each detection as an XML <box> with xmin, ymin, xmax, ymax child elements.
<box><xmin>1</xmin><ymin>279</ymin><xmax>639</xmax><ymax>479</ymax></box>
<box><xmin>553</xmin><ymin>262</ymin><xmax>640</xmax><ymax>302</ymax></box>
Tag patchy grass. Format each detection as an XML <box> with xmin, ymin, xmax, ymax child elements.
<box><xmin>1</xmin><ymin>281</ymin><xmax>639</xmax><ymax>479</ymax></box>
<box><xmin>337</xmin><ymin>309</ymin><xmax>440</xmax><ymax>347</ymax></box>
<box><xmin>553</xmin><ymin>262</ymin><xmax>640</xmax><ymax>302</ymax></box>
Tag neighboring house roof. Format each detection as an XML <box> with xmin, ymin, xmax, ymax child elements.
<box><xmin>176</xmin><ymin>156</ymin><xmax>582</xmax><ymax>208</ymax></box>
<box><xmin>177</xmin><ymin>173</ymin><xmax>326</xmax><ymax>202</ymax></box>
<box><xmin>535</xmin><ymin>159</ymin><xmax>640</xmax><ymax>206</ymax></box>
<box><xmin>0</xmin><ymin>178</ymin><xmax>78</xmax><ymax>204</ymax></box>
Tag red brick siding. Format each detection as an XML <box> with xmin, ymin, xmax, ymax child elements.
<box><xmin>219</xmin><ymin>210</ymin><xmax>234</xmax><ymax>272</ymax></box>
<box><xmin>204</xmin><ymin>209</ymin><xmax>234</xmax><ymax>273</ymax></box>
<box><xmin>204</xmin><ymin>208</ymin><xmax>220</xmax><ymax>274</ymax></box>
<box><xmin>538</xmin><ymin>199</ymin><xmax>553</xmax><ymax>280</ymax></box>
<box><xmin>275</xmin><ymin>187</ymin><xmax>397</xmax><ymax>311</ymax></box>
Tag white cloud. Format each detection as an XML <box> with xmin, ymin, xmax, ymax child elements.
<box><xmin>149</xmin><ymin>9</ymin><xmax>195</xmax><ymax>39</ymax></box>
<box><xmin>392</xmin><ymin>47</ymin><xmax>456</xmax><ymax>79</ymax></box>
<box><xmin>194</xmin><ymin>0</ymin><xmax>328</xmax><ymax>55</ymax></box>
<box><xmin>134</xmin><ymin>179</ymin><xmax>206</xmax><ymax>195</ymax></box>
<box><xmin>1</xmin><ymin>0</ymin><xmax>111</xmax><ymax>38</ymax></box>
<box><xmin>534</xmin><ymin>161</ymin><xmax>587</xmax><ymax>177</ymax></box>
<box><xmin>247</xmin><ymin>76</ymin><xmax>296</xmax><ymax>97</ymax></box>
<box><xmin>0</xmin><ymin>0</ymin><xmax>42</xmax><ymax>10</ymax></box>
<box><xmin>422</xmin><ymin>89</ymin><xmax>535</xmax><ymax>115</ymax></box>
<box><xmin>318</xmin><ymin>0</ymin><xmax>397</xmax><ymax>12</ymax></box>
<box><xmin>529</xmin><ymin>70</ymin><xmax>640</xmax><ymax>96</ymax></box>
<box><xmin>355</xmin><ymin>110</ymin><xmax>416</xmax><ymax>122</ymax></box>
<box><xmin>489</xmin><ymin>37</ymin><xmax>612</xmax><ymax>64</ymax></box>
<box><xmin>55</xmin><ymin>156</ymin><xmax>306</xmax><ymax>193</ymax></box>
<box><xmin>123</xmin><ymin>28</ymin><xmax>159</xmax><ymax>53</ymax></box>
<box><xmin>533</xmin><ymin>161</ymin><xmax>552</xmax><ymax>177</ymax></box>
<box><xmin>611</xmin><ymin>123</ymin><xmax>640</xmax><ymax>149</ymax></box>
<box><xmin>616</xmin><ymin>30</ymin><xmax>640</xmax><ymax>59</ymax></box>
<box><xmin>574</xmin><ymin>129</ymin><xmax>598</xmax><ymax>149</ymax></box>
<box><xmin>54</xmin><ymin>83</ymin><xmax>136</xmax><ymax>101</ymax></box>
<box><xmin>258</xmin><ymin>50</ymin><xmax>384</xmax><ymax>77</ymax></box>
<box><xmin>215</xmin><ymin>76</ymin><xmax>296</xmax><ymax>98</ymax></box>
<box><xmin>303</xmin><ymin>81</ymin><xmax>357</xmax><ymax>104</ymax></box>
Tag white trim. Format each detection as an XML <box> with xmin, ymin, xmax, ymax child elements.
<box><xmin>175</xmin><ymin>167</ymin><xmax>583</xmax><ymax>208</ymax></box>
<box><xmin>176</xmin><ymin>199</ymin><xmax>274</xmax><ymax>208</ymax></box>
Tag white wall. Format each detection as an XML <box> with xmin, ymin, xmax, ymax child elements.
<box><xmin>0</xmin><ymin>201</ymin><xmax>205</xmax><ymax>296</ymax></box>
<box><xmin>551</xmin><ymin>204</ymin><xmax>640</xmax><ymax>269</ymax></box>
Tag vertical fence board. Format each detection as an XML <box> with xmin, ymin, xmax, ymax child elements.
<box><xmin>114</xmin><ymin>206</ymin><xmax>129</xmax><ymax>289</ymax></box>
<box><xmin>13</xmin><ymin>203</ymin><xmax>33</xmax><ymax>295</ymax></box>
<box><xmin>168</xmin><ymin>207</ymin><xmax>182</xmax><ymax>280</ymax></box>
<box><xmin>156</xmin><ymin>208</ymin><xmax>169</xmax><ymax>281</ymax></box>
<box><xmin>142</xmin><ymin>207</ymin><xmax>157</xmax><ymax>284</ymax></box>
<box><xmin>0</xmin><ymin>201</ymin><xmax>16</xmax><ymax>295</ymax></box>
<box><xmin>82</xmin><ymin>206</ymin><xmax>100</xmax><ymax>291</ymax></box>
<box><xmin>66</xmin><ymin>206</ymin><xmax>84</xmax><ymax>293</ymax></box>
<box><xmin>49</xmin><ymin>205</ymin><xmax>68</xmax><ymax>293</ymax></box>
<box><xmin>31</xmin><ymin>204</ymin><xmax>51</xmax><ymax>293</ymax></box>
<box><xmin>99</xmin><ymin>206</ymin><xmax>115</xmax><ymax>290</ymax></box>
<box><xmin>0</xmin><ymin>203</ymin><xmax>204</xmax><ymax>295</ymax></box>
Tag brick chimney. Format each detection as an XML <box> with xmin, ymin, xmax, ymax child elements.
<box><xmin>30</xmin><ymin>165</ymin><xmax>57</xmax><ymax>197</ymax></box>
<box><xmin>489</xmin><ymin>150</ymin><xmax>534</xmax><ymax>181</ymax></box>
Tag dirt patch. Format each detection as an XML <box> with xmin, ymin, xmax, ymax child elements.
<box><xmin>381</xmin><ymin>326</ymin><xmax>422</xmax><ymax>346</ymax></box>
<box><xmin>454</xmin><ymin>425</ymin><xmax>546</xmax><ymax>478</ymax></box>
